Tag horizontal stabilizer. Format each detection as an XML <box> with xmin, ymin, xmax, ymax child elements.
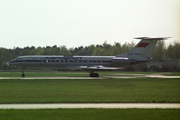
<box><xmin>134</xmin><ymin>37</ymin><xmax>170</xmax><ymax>40</ymax></box>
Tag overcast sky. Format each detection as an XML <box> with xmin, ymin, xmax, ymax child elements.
<box><xmin>0</xmin><ymin>0</ymin><xmax>179</xmax><ymax>49</ymax></box>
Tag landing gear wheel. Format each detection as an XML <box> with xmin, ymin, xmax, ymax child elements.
<box><xmin>22</xmin><ymin>70</ymin><xmax>25</xmax><ymax>77</ymax></box>
<box><xmin>90</xmin><ymin>73</ymin><xmax>93</xmax><ymax>77</ymax></box>
<box><xmin>22</xmin><ymin>73</ymin><xmax>25</xmax><ymax>77</ymax></box>
<box><xmin>89</xmin><ymin>73</ymin><xmax>99</xmax><ymax>77</ymax></box>
<box><xmin>95</xmin><ymin>73</ymin><xmax>99</xmax><ymax>77</ymax></box>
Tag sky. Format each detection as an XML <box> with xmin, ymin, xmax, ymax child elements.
<box><xmin>0</xmin><ymin>0</ymin><xmax>179</xmax><ymax>49</ymax></box>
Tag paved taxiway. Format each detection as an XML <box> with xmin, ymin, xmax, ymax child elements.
<box><xmin>0</xmin><ymin>103</ymin><xmax>180</xmax><ymax>109</ymax></box>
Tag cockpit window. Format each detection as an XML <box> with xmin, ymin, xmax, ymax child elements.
<box><xmin>15</xmin><ymin>57</ymin><xmax>22</xmax><ymax>60</ymax></box>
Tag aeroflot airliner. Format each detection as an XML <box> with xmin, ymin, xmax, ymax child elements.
<box><xmin>7</xmin><ymin>37</ymin><xmax>169</xmax><ymax>77</ymax></box>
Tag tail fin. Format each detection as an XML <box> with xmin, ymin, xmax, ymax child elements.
<box><xmin>116</xmin><ymin>37</ymin><xmax>169</xmax><ymax>59</ymax></box>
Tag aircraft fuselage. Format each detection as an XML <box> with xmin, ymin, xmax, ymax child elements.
<box><xmin>7</xmin><ymin>55</ymin><xmax>138</xmax><ymax>69</ymax></box>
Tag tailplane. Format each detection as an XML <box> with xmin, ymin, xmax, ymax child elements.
<box><xmin>116</xmin><ymin>37</ymin><xmax>170</xmax><ymax>60</ymax></box>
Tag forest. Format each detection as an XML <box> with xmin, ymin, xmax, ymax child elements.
<box><xmin>0</xmin><ymin>40</ymin><xmax>180</xmax><ymax>71</ymax></box>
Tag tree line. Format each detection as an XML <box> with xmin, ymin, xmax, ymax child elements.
<box><xmin>0</xmin><ymin>40</ymin><xmax>180</xmax><ymax>70</ymax></box>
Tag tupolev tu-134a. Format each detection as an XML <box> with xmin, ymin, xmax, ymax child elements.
<box><xmin>7</xmin><ymin>37</ymin><xmax>169</xmax><ymax>77</ymax></box>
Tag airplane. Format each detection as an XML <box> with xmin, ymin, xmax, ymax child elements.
<box><xmin>6</xmin><ymin>37</ymin><xmax>169</xmax><ymax>77</ymax></box>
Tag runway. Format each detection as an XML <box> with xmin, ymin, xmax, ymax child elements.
<box><xmin>0</xmin><ymin>103</ymin><xmax>180</xmax><ymax>109</ymax></box>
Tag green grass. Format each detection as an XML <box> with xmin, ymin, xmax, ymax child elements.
<box><xmin>0</xmin><ymin>78</ymin><xmax>179</xmax><ymax>103</ymax></box>
<box><xmin>163</xmin><ymin>72</ymin><xmax>180</xmax><ymax>76</ymax></box>
<box><xmin>1</xmin><ymin>72</ymin><xmax>179</xmax><ymax>120</ymax></box>
<box><xmin>0</xmin><ymin>71</ymin><xmax>161</xmax><ymax>77</ymax></box>
<box><xmin>0</xmin><ymin>109</ymin><xmax>180</xmax><ymax>120</ymax></box>
<box><xmin>0</xmin><ymin>71</ymin><xmax>88</xmax><ymax>77</ymax></box>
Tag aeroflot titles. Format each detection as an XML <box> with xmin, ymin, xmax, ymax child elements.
<box><xmin>45</xmin><ymin>57</ymin><xmax>83</xmax><ymax>60</ymax></box>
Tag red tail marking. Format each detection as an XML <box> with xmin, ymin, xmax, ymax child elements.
<box><xmin>137</xmin><ymin>43</ymin><xmax>149</xmax><ymax>47</ymax></box>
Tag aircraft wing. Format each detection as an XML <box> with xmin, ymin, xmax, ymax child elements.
<box><xmin>67</xmin><ymin>65</ymin><xmax>124</xmax><ymax>71</ymax></box>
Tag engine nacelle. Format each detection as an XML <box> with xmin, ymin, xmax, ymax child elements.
<box><xmin>111</xmin><ymin>58</ymin><xmax>136</xmax><ymax>67</ymax></box>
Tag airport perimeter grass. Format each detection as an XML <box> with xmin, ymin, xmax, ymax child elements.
<box><xmin>164</xmin><ymin>72</ymin><xmax>180</xmax><ymax>76</ymax></box>
<box><xmin>0</xmin><ymin>71</ymin><xmax>89</xmax><ymax>77</ymax></box>
<box><xmin>0</xmin><ymin>71</ymin><xmax>173</xmax><ymax>77</ymax></box>
<box><xmin>0</xmin><ymin>78</ymin><xmax>179</xmax><ymax>103</ymax></box>
<box><xmin>0</xmin><ymin>109</ymin><xmax>180</xmax><ymax>120</ymax></box>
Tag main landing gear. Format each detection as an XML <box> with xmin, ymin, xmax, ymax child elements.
<box><xmin>89</xmin><ymin>72</ymin><xmax>99</xmax><ymax>77</ymax></box>
<box><xmin>86</xmin><ymin>70</ymin><xmax>99</xmax><ymax>77</ymax></box>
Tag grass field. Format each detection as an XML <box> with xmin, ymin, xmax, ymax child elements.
<box><xmin>0</xmin><ymin>71</ymin><xmax>147</xmax><ymax>77</ymax></box>
<box><xmin>163</xmin><ymin>72</ymin><xmax>180</xmax><ymax>76</ymax></box>
<box><xmin>0</xmin><ymin>71</ymin><xmax>180</xmax><ymax>77</ymax></box>
<box><xmin>0</xmin><ymin>78</ymin><xmax>179</xmax><ymax>103</ymax></box>
<box><xmin>0</xmin><ymin>71</ymin><xmax>89</xmax><ymax>77</ymax></box>
<box><xmin>0</xmin><ymin>71</ymin><xmax>179</xmax><ymax>120</ymax></box>
<box><xmin>0</xmin><ymin>109</ymin><xmax>180</xmax><ymax>120</ymax></box>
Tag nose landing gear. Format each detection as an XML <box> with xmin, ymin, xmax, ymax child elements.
<box><xmin>22</xmin><ymin>70</ymin><xmax>25</xmax><ymax>77</ymax></box>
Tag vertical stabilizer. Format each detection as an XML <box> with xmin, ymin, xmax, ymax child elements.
<box><xmin>116</xmin><ymin>37</ymin><xmax>169</xmax><ymax>59</ymax></box>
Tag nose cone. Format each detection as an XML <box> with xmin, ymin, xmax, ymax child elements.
<box><xmin>6</xmin><ymin>61</ymin><xmax>9</xmax><ymax>66</ymax></box>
